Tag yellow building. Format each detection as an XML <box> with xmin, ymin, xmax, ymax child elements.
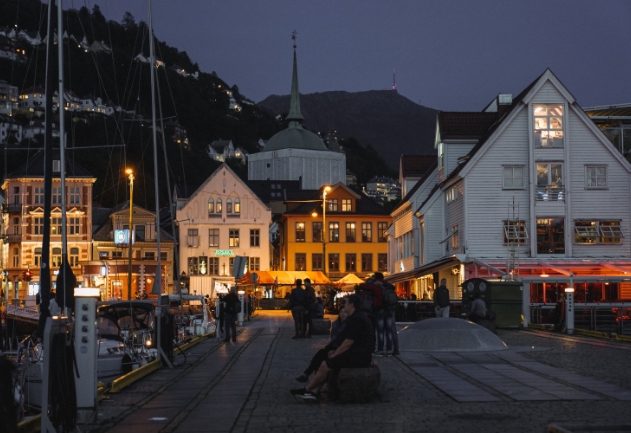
<box><xmin>277</xmin><ymin>183</ymin><xmax>391</xmax><ymax>281</ymax></box>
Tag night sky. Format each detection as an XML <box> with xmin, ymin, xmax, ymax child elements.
<box><xmin>89</xmin><ymin>0</ymin><xmax>631</xmax><ymax>111</ymax></box>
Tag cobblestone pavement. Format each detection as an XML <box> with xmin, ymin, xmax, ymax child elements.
<box><xmin>90</xmin><ymin>312</ymin><xmax>631</xmax><ymax>433</ymax></box>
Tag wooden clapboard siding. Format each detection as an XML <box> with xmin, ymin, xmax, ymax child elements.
<box><xmin>444</xmin><ymin>143</ymin><xmax>475</xmax><ymax>176</ymax></box>
<box><xmin>534</xmin><ymin>81</ymin><xmax>566</xmax><ymax>103</ymax></box>
<box><xmin>394</xmin><ymin>210</ymin><xmax>413</xmax><ymax>238</ymax></box>
<box><xmin>566</xmin><ymin>110</ymin><xmax>631</xmax><ymax>257</ymax></box>
<box><xmin>445</xmin><ymin>180</ymin><xmax>465</xmax><ymax>254</ymax></box>
<box><xmin>423</xmin><ymin>195</ymin><xmax>445</xmax><ymax>264</ymax></box>
<box><xmin>465</xmin><ymin>108</ymin><xmax>532</xmax><ymax>258</ymax></box>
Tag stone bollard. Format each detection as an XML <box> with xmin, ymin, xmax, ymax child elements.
<box><xmin>327</xmin><ymin>365</ymin><xmax>381</xmax><ymax>403</ymax></box>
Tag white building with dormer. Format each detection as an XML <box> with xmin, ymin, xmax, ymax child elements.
<box><xmin>175</xmin><ymin>163</ymin><xmax>271</xmax><ymax>297</ymax></box>
<box><xmin>387</xmin><ymin>69</ymin><xmax>631</xmax><ymax>326</ymax></box>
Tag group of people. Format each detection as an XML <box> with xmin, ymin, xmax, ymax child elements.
<box><xmin>357</xmin><ymin>272</ymin><xmax>400</xmax><ymax>356</ymax></box>
<box><xmin>288</xmin><ymin>278</ymin><xmax>324</xmax><ymax>339</ymax></box>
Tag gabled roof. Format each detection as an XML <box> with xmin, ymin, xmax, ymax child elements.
<box><xmin>7</xmin><ymin>149</ymin><xmax>93</xmax><ymax>178</ymax></box>
<box><xmin>437</xmin><ymin>112</ymin><xmax>499</xmax><ymax>140</ymax></box>
<box><xmin>400</xmin><ymin>155</ymin><xmax>436</xmax><ymax>179</ymax></box>
<box><xmin>282</xmin><ymin>184</ymin><xmax>389</xmax><ymax>217</ymax></box>
<box><xmin>174</xmin><ymin>182</ymin><xmax>203</xmax><ymax>200</ymax></box>
<box><xmin>393</xmin><ymin>159</ymin><xmax>438</xmax><ymax>214</ymax></box>
<box><xmin>244</xmin><ymin>179</ymin><xmax>301</xmax><ymax>203</ymax></box>
<box><xmin>92</xmin><ymin>203</ymin><xmax>173</xmax><ymax>242</ymax></box>
<box><xmin>210</xmin><ymin>140</ymin><xmax>232</xmax><ymax>152</ymax></box>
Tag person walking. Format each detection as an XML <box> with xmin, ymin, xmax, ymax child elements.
<box><xmin>434</xmin><ymin>278</ymin><xmax>451</xmax><ymax>318</ymax></box>
<box><xmin>374</xmin><ymin>272</ymin><xmax>399</xmax><ymax>356</ymax></box>
<box><xmin>222</xmin><ymin>286</ymin><xmax>240</xmax><ymax>342</ymax></box>
<box><xmin>303</xmin><ymin>278</ymin><xmax>316</xmax><ymax>338</ymax></box>
<box><xmin>289</xmin><ymin>279</ymin><xmax>308</xmax><ymax>339</ymax></box>
<box><xmin>359</xmin><ymin>275</ymin><xmax>391</xmax><ymax>356</ymax></box>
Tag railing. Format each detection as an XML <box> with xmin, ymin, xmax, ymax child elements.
<box><xmin>530</xmin><ymin>303</ymin><xmax>631</xmax><ymax>335</ymax></box>
<box><xmin>2</xmin><ymin>203</ymin><xmax>22</xmax><ymax>213</ymax></box>
<box><xmin>7</xmin><ymin>233</ymin><xmax>22</xmax><ymax>243</ymax></box>
<box><xmin>535</xmin><ymin>186</ymin><xmax>565</xmax><ymax>201</ymax></box>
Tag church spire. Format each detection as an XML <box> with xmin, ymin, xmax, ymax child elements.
<box><xmin>286</xmin><ymin>30</ymin><xmax>304</xmax><ymax>123</ymax></box>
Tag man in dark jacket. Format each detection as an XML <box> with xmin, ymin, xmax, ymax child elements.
<box><xmin>289</xmin><ymin>279</ymin><xmax>308</xmax><ymax>339</ymax></box>
<box><xmin>291</xmin><ymin>294</ymin><xmax>374</xmax><ymax>403</ymax></box>
<box><xmin>303</xmin><ymin>278</ymin><xmax>316</xmax><ymax>338</ymax></box>
<box><xmin>222</xmin><ymin>286</ymin><xmax>240</xmax><ymax>343</ymax></box>
<box><xmin>374</xmin><ymin>272</ymin><xmax>399</xmax><ymax>356</ymax></box>
<box><xmin>359</xmin><ymin>274</ymin><xmax>391</xmax><ymax>356</ymax></box>
<box><xmin>434</xmin><ymin>278</ymin><xmax>451</xmax><ymax>318</ymax></box>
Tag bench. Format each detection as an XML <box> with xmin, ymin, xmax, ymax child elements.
<box><xmin>327</xmin><ymin>365</ymin><xmax>381</xmax><ymax>403</ymax></box>
<box><xmin>310</xmin><ymin>318</ymin><xmax>331</xmax><ymax>335</ymax></box>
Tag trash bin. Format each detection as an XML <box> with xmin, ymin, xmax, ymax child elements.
<box><xmin>461</xmin><ymin>278</ymin><xmax>523</xmax><ymax>327</ymax></box>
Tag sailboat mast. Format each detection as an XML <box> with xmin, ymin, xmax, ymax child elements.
<box><xmin>58</xmin><ymin>0</ymin><xmax>69</xmax><ymax>311</ymax></box>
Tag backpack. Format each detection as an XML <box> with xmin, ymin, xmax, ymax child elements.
<box><xmin>435</xmin><ymin>287</ymin><xmax>450</xmax><ymax>308</ymax></box>
<box><xmin>224</xmin><ymin>297</ymin><xmax>242</xmax><ymax>314</ymax></box>
<box><xmin>381</xmin><ymin>283</ymin><xmax>399</xmax><ymax>310</ymax></box>
<box><xmin>360</xmin><ymin>290</ymin><xmax>374</xmax><ymax>313</ymax></box>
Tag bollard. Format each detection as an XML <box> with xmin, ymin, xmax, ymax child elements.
<box><xmin>215</xmin><ymin>298</ymin><xmax>222</xmax><ymax>339</ymax></box>
<box><xmin>237</xmin><ymin>291</ymin><xmax>245</xmax><ymax>326</ymax></box>
<box><xmin>565</xmin><ymin>287</ymin><xmax>574</xmax><ymax>335</ymax></box>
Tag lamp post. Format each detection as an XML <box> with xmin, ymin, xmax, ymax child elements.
<box><xmin>126</xmin><ymin>168</ymin><xmax>134</xmax><ymax>300</ymax></box>
<box><xmin>313</xmin><ymin>186</ymin><xmax>331</xmax><ymax>277</ymax></box>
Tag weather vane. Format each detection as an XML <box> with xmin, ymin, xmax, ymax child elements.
<box><xmin>292</xmin><ymin>30</ymin><xmax>297</xmax><ymax>49</ymax></box>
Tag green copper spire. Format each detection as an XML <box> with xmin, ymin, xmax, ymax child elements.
<box><xmin>286</xmin><ymin>31</ymin><xmax>304</xmax><ymax>123</ymax></box>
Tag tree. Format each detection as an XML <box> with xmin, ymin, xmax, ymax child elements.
<box><xmin>122</xmin><ymin>11</ymin><xmax>135</xmax><ymax>28</ymax></box>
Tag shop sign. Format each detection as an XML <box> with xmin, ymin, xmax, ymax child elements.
<box><xmin>214</xmin><ymin>250</ymin><xmax>234</xmax><ymax>257</ymax></box>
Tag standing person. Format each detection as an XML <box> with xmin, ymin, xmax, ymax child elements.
<box><xmin>374</xmin><ymin>272</ymin><xmax>399</xmax><ymax>356</ymax></box>
<box><xmin>222</xmin><ymin>287</ymin><xmax>240</xmax><ymax>343</ymax></box>
<box><xmin>359</xmin><ymin>275</ymin><xmax>390</xmax><ymax>356</ymax></box>
<box><xmin>434</xmin><ymin>278</ymin><xmax>451</xmax><ymax>318</ymax></box>
<box><xmin>289</xmin><ymin>279</ymin><xmax>308</xmax><ymax>339</ymax></box>
<box><xmin>303</xmin><ymin>278</ymin><xmax>316</xmax><ymax>338</ymax></box>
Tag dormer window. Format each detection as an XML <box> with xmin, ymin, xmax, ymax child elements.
<box><xmin>533</xmin><ymin>104</ymin><xmax>564</xmax><ymax>148</ymax></box>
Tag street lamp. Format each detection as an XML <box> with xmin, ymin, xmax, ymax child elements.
<box><xmin>126</xmin><ymin>168</ymin><xmax>134</xmax><ymax>300</ymax></box>
<box><xmin>312</xmin><ymin>186</ymin><xmax>331</xmax><ymax>276</ymax></box>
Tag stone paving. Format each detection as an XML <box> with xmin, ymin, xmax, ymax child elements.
<box><xmin>86</xmin><ymin>311</ymin><xmax>631</xmax><ymax>433</ymax></box>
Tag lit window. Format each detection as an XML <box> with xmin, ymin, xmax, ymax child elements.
<box><xmin>70</xmin><ymin>248</ymin><xmax>79</xmax><ymax>267</ymax></box>
<box><xmin>187</xmin><ymin>228</ymin><xmax>199</xmax><ymax>247</ymax></box>
<box><xmin>208</xmin><ymin>198</ymin><xmax>214</xmax><ymax>215</ymax></box>
<box><xmin>533</xmin><ymin>104</ymin><xmax>564</xmax><ymax>147</ymax></box>
<box><xmin>599</xmin><ymin>221</ymin><xmax>624</xmax><ymax>243</ymax></box>
<box><xmin>361</xmin><ymin>222</ymin><xmax>372</xmax><ymax>242</ymax></box>
<box><xmin>209</xmin><ymin>228</ymin><xmax>219</xmax><ymax>247</ymax></box>
<box><xmin>229</xmin><ymin>229</ymin><xmax>240</xmax><ymax>247</ymax></box>
<box><xmin>295</xmin><ymin>253</ymin><xmax>306</xmax><ymax>271</ymax></box>
<box><xmin>536</xmin><ymin>163</ymin><xmax>564</xmax><ymax>201</ymax></box>
<box><xmin>227</xmin><ymin>198</ymin><xmax>233</xmax><ymax>213</ymax></box>
<box><xmin>216</xmin><ymin>198</ymin><xmax>222</xmax><ymax>213</ymax></box>
<box><xmin>345</xmin><ymin>222</ymin><xmax>356</xmax><ymax>242</ymax></box>
<box><xmin>329</xmin><ymin>222</ymin><xmax>339</xmax><ymax>242</ymax></box>
<box><xmin>234</xmin><ymin>199</ymin><xmax>240</xmax><ymax>214</ymax></box>
<box><xmin>295</xmin><ymin>222</ymin><xmax>305</xmax><ymax>242</ymax></box>
<box><xmin>341</xmin><ymin>199</ymin><xmax>352</xmax><ymax>212</ymax></box>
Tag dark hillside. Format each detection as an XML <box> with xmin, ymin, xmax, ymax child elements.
<box><xmin>258</xmin><ymin>90</ymin><xmax>437</xmax><ymax>170</ymax></box>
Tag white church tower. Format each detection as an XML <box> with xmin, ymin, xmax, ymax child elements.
<box><xmin>248</xmin><ymin>33</ymin><xmax>346</xmax><ymax>190</ymax></box>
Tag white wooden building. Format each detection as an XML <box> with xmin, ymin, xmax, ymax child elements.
<box><xmin>175</xmin><ymin>163</ymin><xmax>271</xmax><ymax>298</ymax></box>
<box><xmin>387</xmin><ymin>69</ymin><xmax>631</xmax><ymax>322</ymax></box>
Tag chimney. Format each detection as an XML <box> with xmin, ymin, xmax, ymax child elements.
<box><xmin>497</xmin><ymin>94</ymin><xmax>512</xmax><ymax>117</ymax></box>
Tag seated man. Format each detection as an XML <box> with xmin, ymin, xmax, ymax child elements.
<box><xmin>290</xmin><ymin>294</ymin><xmax>374</xmax><ymax>403</ymax></box>
<box><xmin>467</xmin><ymin>292</ymin><xmax>487</xmax><ymax>324</ymax></box>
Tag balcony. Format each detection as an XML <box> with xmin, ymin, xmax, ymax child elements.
<box><xmin>7</xmin><ymin>233</ymin><xmax>22</xmax><ymax>243</ymax></box>
<box><xmin>535</xmin><ymin>186</ymin><xmax>565</xmax><ymax>202</ymax></box>
<box><xmin>2</xmin><ymin>203</ymin><xmax>22</xmax><ymax>213</ymax></box>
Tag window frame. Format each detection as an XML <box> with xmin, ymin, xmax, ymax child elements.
<box><xmin>361</xmin><ymin>253</ymin><xmax>373</xmax><ymax>272</ymax></box>
<box><xmin>362</xmin><ymin>222</ymin><xmax>372</xmax><ymax>242</ymax></box>
<box><xmin>377</xmin><ymin>222</ymin><xmax>388</xmax><ymax>242</ymax></box>
<box><xmin>533</xmin><ymin>103</ymin><xmax>564</xmax><ymax>148</ymax></box>
<box><xmin>295</xmin><ymin>253</ymin><xmax>307</xmax><ymax>271</ymax></box>
<box><xmin>503</xmin><ymin>220</ymin><xmax>529</xmax><ymax>244</ymax></box>
<box><xmin>329</xmin><ymin>222</ymin><xmax>339</xmax><ymax>242</ymax></box>
<box><xmin>328</xmin><ymin>253</ymin><xmax>340</xmax><ymax>272</ymax></box>
<box><xmin>345</xmin><ymin>222</ymin><xmax>356</xmax><ymax>242</ymax></box>
<box><xmin>312</xmin><ymin>253</ymin><xmax>323</xmax><ymax>271</ymax></box>
<box><xmin>502</xmin><ymin>165</ymin><xmax>525</xmax><ymax>189</ymax></box>
<box><xmin>312</xmin><ymin>222</ymin><xmax>322</xmax><ymax>242</ymax></box>
<box><xmin>345</xmin><ymin>253</ymin><xmax>357</xmax><ymax>272</ymax></box>
<box><xmin>377</xmin><ymin>253</ymin><xmax>388</xmax><ymax>272</ymax></box>
<box><xmin>209</xmin><ymin>228</ymin><xmax>220</xmax><ymax>247</ymax></box>
<box><xmin>341</xmin><ymin>199</ymin><xmax>352</xmax><ymax>212</ymax></box>
<box><xmin>585</xmin><ymin>165</ymin><xmax>608</xmax><ymax>189</ymax></box>
<box><xmin>229</xmin><ymin>229</ymin><xmax>240</xmax><ymax>247</ymax></box>
<box><xmin>250</xmin><ymin>229</ymin><xmax>260</xmax><ymax>247</ymax></box>
<box><xmin>295</xmin><ymin>222</ymin><xmax>306</xmax><ymax>242</ymax></box>
<box><xmin>208</xmin><ymin>198</ymin><xmax>214</xmax><ymax>215</ymax></box>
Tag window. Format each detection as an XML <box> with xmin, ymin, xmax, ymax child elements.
<box><xmin>209</xmin><ymin>228</ymin><xmax>219</xmax><ymax>247</ymax></box>
<box><xmin>250</xmin><ymin>229</ymin><xmax>260</xmax><ymax>247</ymax></box>
<box><xmin>188</xmin><ymin>257</ymin><xmax>198</xmax><ymax>275</ymax></box>
<box><xmin>328</xmin><ymin>253</ymin><xmax>340</xmax><ymax>272</ymax></box>
<box><xmin>187</xmin><ymin>228</ymin><xmax>199</xmax><ymax>247</ymax></box>
<box><xmin>13</xmin><ymin>217</ymin><xmax>19</xmax><ymax>234</ymax></box>
<box><xmin>346</xmin><ymin>253</ymin><xmax>356</xmax><ymax>272</ymax></box>
<box><xmin>198</xmin><ymin>256</ymin><xmax>208</xmax><ymax>274</ymax></box>
<box><xmin>361</xmin><ymin>253</ymin><xmax>373</xmax><ymax>272</ymax></box>
<box><xmin>69</xmin><ymin>217</ymin><xmax>80</xmax><ymax>235</ymax></box>
<box><xmin>34</xmin><ymin>247</ymin><xmax>41</xmax><ymax>267</ymax></box>
<box><xmin>378</xmin><ymin>254</ymin><xmax>388</xmax><ymax>272</ymax></box>
<box><xmin>533</xmin><ymin>104</ymin><xmax>564</xmax><ymax>147</ymax></box>
<box><xmin>312</xmin><ymin>253</ymin><xmax>323</xmax><ymax>271</ymax></box>
<box><xmin>329</xmin><ymin>222</ymin><xmax>339</xmax><ymax>242</ymax></box>
<box><xmin>34</xmin><ymin>217</ymin><xmax>44</xmax><ymax>234</ymax></box>
<box><xmin>145</xmin><ymin>252</ymin><xmax>155</xmax><ymax>260</ymax></box>
<box><xmin>586</xmin><ymin>166</ymin><xmax>607</xmax><ymax>188</ymax></box>
<box><xmin>576</xmin><ymin>220</ymin><xmax>624</xmax><ymax>244</ymax></box>
<box><xmin>52</xmin><ymin>187</ymin><xmax>62</xmax><ymax>205</ymax></box>
<box><xmin>216</xmin><ymin>198</ymin><xmax>222</xmax><ymax>213</ymax></box>
<box><xmin>451</xmin><ymin>225</ymin><xmax>459</xmax><ymax>249</ymax></box>
<box><xmin>362</xmin><ymin>222</ymin><xmax>372</xmax><ymax>242</ymax></box>
<box><xmin>234</xmin><ymin>199</ymin><xmax>240</xmax><ymax>214</ymax></box>
<box><xmin>536</xmin><ymin>217</ymin><xmax>565</xmax><ymax>254</ymax></box>
<box><xmin>208</xmin><ymin>198</ymin><xmax>214</xmax><ymax>215</ymax></box>
<box><xmin>536</xmin><ymin>163</ymin><xmax>564</xmax><ymax>201</ymax></box>
<box><xmin>99</xmin><ymin>251</ymin><xmax>109</xmax><ymax>259</ymax></box>
<box><xmin>135</xmin><ymin>225</ymin><xmax>145</xmax><ymax>241</ymax></box>
<box><xmin>161</xmin><ymin>252</ymin><xmax>167</xmax><ymax>261</ymax></box>
<box><xmin>112</xmin><ymin>251</ymin><xmax>123</xmax><ymax>258</ymax></box>
<box><xmin>13</xmin><ymin>186</ymin><xmax>19</xmax><ymax>204</ymax></box>
<box><xmin>327</xmin><ymin>199</ymin><xmax>338</xmax><ymax>212</ymax></box>
<box><xmin>229</xmin><ymin>257</ymin><xmax>235</xmax><ymax>275</ymax></box>
<box><xmin>342</xmin><ymin>199</ymin><xmax>352</xmax><ymax>212</ymax></box>
<box><xmin>52</xmin><ymin>247</ymin><xmax>62</xmax><ymax>268</ymax></box>
<box><xmin>295</xmin><ymin>222</ymin><xmax>306</xmax><ymax>242</ymax></box>
<box><xmin>503</xmin><ymin>220</ymin><xmax>529</xmax><ymax>244</ymax></box>
<box><xmin>229</xmin><ymin>229</ymin><xmax>240</xmax><ymax>247</ymax></box>
<box><xmin>378</xmin><ymin>222</ymin><xmax>388</xmax><ymax>242</ymax></box>
<box><xmin>209</xmin><ymin>257</ymin><xmax>219</xmax><ymax>275</ymax></box>
<box><xmin>312</xmin><ymin>222</ymin><xmax>322</xmax><ymax>242</ymax></box>
<box><xmin>34</xmin><ymin>187</ymin><xmax>44</xmax><ymax>205</ymax></box>
<box><xmin>51</xmin><ymin>217</ymin><xmax>62</xmax><ymax>235</ymax></box>
<box><xmin>248</xmin><ymin>257</ymin><xmax>259</xmax><ymax>271</ymax></box>
<box><xmin>69</xmin><ymin>187</ymin><xmax>80</xmax><ymax>204</ymax></box>
<box><xmin>345</xmin><ymin>222</ymin><xmax>356</xmax><ymax>242</ymax></box>
<box><xmin>227</xmin><ymin>198</ymin><xmax>233</xmax><ymax>213</ymax></box>
<box><xmin>503</xmin><ymin>166</ymin><xmax>525</xmax><ymax>189</ymax></box>
<box><xmin>295</xmin><ymin>253</ymin><xmax>307</xmax><ymax>271</ymax></box>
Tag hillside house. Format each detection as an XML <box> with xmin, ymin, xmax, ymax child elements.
<box><xmin>387</xmin><ymin>70</ymin><xmax>631</xmax><ymax>326</ymax></box>
<box><xmin>0</xmin><ymin>80</ymin><xmax>19</xmax><ymax>114</ymax></box>
<box><xmin>19</xmin><ymin>86</ymin><xmax>46</xmax><ymax>111</ymax></box>
<box><xmin>22</xmin><ymin>119</ymin><xmax>59</xmax><ymax>140</ymax></box>
<box><xmin>17</xmin><ymin>30</ymin><xmax>41</xmax><ymax>46</ymax></box>
<box><xmin>208</xmin><ymin>140</ymin><xmax>235</xmax><ymax>162</ymax></box>
<box><xmin>0</xmin><ymin>114</ymin><xmax>22</xmax><ymax>144</ymax></box>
